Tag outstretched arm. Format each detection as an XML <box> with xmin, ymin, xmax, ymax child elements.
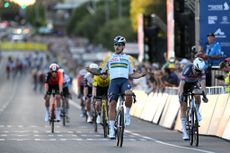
<box><xmin>129</xmin><ymin>70</ymin><xmax>147</xmax><ymax>79</ymax></box>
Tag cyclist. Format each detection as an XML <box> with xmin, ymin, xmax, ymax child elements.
<box><xmin>77</xmin><ymin>69</ymin><xmax>87</xmax><ymax>117</ymax></box>
<box><xmin>92</xmin><ymin>68</ymin><xmax>110</xmax><ymax>124</ymax></box>
<box><xmin>87</xmin><ymin>35</ymin><xmax>146</xmax><ymax>139</ymax></box>
<box><xmin>59</xmin><ymin>68</ymin><xmax>72</xmax><ymax>122</ymax></box>
<box><xmin>44</xmin><ymin>63</ymin><xmax>63</xmax><ymax>122</ymax></box>
<box><xmin>84</xmin><ymin>63</ymin><xmax>99</xmax><ymax>123</ymax></box>
<box><xmin>178</xmin><ymin>57</ymin><xmax>208</xmax><ymax>140</ymax></box>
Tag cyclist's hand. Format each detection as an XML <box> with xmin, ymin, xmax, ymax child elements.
<box><xmin>202</xmin><ymin>95</ymin><xmax>208</xmax><ymax>103</ymax></box>
<box><xmin>202</xmin><ymin>91</ymin><xmax>208</xmax><ymax>103</ymax></box>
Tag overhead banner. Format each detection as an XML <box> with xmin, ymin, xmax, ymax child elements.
<box><xmin>200</xmin><ymin>0</ymin><xmax>230</xmax><ymax>57</ymax></box>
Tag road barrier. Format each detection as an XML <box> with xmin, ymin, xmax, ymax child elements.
<box><xmin>72</xmin><ymin>78</ymin><xmax>230</xmax><ymax>141</ymax></box>
<box><xmin>0</xmin><ymin>41</ymin><xmax>47</xmax><ymax>51</ymax></box>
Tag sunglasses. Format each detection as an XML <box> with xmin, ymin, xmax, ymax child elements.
<box><xmin>114</xmin><ymin>43</ymin><xmax>123</xmax><ymax>47</ymax></box>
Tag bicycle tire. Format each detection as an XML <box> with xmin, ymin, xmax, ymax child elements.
<box><xmin>186</xmin><ymin>107</ymin><xmax>191</xmax><ymax>141</ymax></box>
<box><xmin>190</xmin><ymin>109</ymin><xmax>195</xmax><ymax>146</ymax></box>
<box><xmin>62</xmin><ymin>98</ymin><xmax>66</xmax><ymax>126</ymax></box>
<box><xmin>193</xmin><ymin>109</ymin><xmax>199</xmax><ymax>146</ymax></box>
<box><xmin>51</xmin><ymin>105</ymin><xmax>55</xmax><ymax>133</ymax></box>
<box><xmin>102</xmin><ymin>105</ymin><xmax>108</xmax><ymax>138</ymax></box>
<box><xmin>116</xmin><ymin>107</ymin><xmax>124</xmax><ymax>147</ymax></box>
<box><xmin>94</xmin><ymin>111</ymin><xmax>97</xmax><ymax>132</ymax></box>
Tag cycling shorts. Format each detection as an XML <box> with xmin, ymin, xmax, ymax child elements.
<box><xmin>108</xmin><ymin>78</ymin><xmax>131</xmax><ymax>102</ymax></box>
<box><xmin>47</xmin><ymin>84</ymin><xmax>60</xmax><ymax>95</ymax></box>
<box><xmin>96</xmin><ymin>86</ymin><xmax>108</xmax><ymax>98</ymax></box>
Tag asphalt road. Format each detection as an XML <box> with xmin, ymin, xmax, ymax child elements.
<box><xmin>0</xmin><ymin>60</ymin><xmax>229</xmax><ymax>153</ymax></box>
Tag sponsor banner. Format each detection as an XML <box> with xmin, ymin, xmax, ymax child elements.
<box><xmin>200</xmin><ymin>0</ymin><xmax>230</xmax><ymax>57</ymax></box>
<box><xmin>0</xmin><ymin>42</ymin><xmax>47</xmax><ymax>51</ymax></box>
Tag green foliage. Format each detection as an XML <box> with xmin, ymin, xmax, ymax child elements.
<box><xmin>94</xmin><ymin>17</ymin><xmax>136</xmax><ymax>50</ymax></box>
<box><xmin>26</xmin><ymin>3</ymin><xmax>46</xmax><ymax>27</ymax></box>
<box><xmin>66</xmin><ymin>0</ymin><xmax>135</xmax><ymax>49</ymax></box>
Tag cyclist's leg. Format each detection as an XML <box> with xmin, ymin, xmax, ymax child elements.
<box><xmin>180</xmin><ymin>83</ymin><xmax>191</xmax><ymax>140</ymax></box>
<box><xmin>121</xmin><ymin>79</ymin><xmax>132</xmax><ymax>126</ymax></box>
<box><xmin>194</xmin><ymin>95</ymin><xmax>201</xmax><ymax>121</ymax></box>
<box><xmin>63</xmin><ymin>87</ymin><xmax>70</xmax><ymax>117</ymax></box>
<box><xmin>44</xmin><ymin>86</ymin><xmax>52</xmax><ymax>122</ymax></box>
<box><xmin>54</xmin><ymin>85</ymin><xmax>61</xmax><ymax>122</ymax></box>
<box><xmin>85</xmin><ymin>86</ymin><xmax>93</xmax><ymax>123</ymax></box>
<box><xmin>108</xmin><ymin>79</ymin><xmax>120</xmax><ymax>138</ymax></box>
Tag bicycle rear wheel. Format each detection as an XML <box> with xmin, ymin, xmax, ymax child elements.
<box><xmin>116</xmin><ymin>107</ymin><xmax>124</xmax><ymax>147</ymax></box>
<box><xmin>62</xmin><ymin>98</ymin><xmax>66</xmax><ymax>126</ymax></box>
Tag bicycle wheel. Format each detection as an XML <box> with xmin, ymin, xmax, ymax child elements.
<box><xmin>186</xmin><ymin>108</ymin><xmax>191</xmax><ymax>141</ymax></box>
<box><xmin>94</xmin><ymin>111</ymin><xmax>97</xmax><ymax>132</ymax></box>
<box><xmin>51</xmin><ymin>105</ymin><xmax>55</xmax><ymax>133</ymax></box>
<box><xmin>190</xmin><ymin>109</ymin><xmax>195</xmax><ymax>146</ymax></box>
<box><xmin>116</xmin><ymin>107</ymin><xmax>124</xmax><ymax>147</ymax></box>
<box><xmin>193</xmin><ymin>109</ymin><xmax>199</xmax><ymax>146</ymax></box>
<box><xmin>102</xmin><ymin>105</ymin><xmax>108</xmax><ymax>138</ymax></box>
<box><xmin>62</xmin><ymin>98</ymin><xmax>66</xmax><ymax>126</ymax></box>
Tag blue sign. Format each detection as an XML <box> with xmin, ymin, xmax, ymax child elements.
<box><xmin>200</xmin><ymin>0</ymin><xmax>230</xmax><ymax>58</ymax></box>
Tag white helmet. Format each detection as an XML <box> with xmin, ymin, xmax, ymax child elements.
<box><xmin>193</xmin><ymin>57</ymin><xmax>205</xmax><ymax>71</ymax></box>
<box><xmin>113</xmin><ymin>35</ymin><xmax>126</xmax><ymax>45</ymax></box>
<box><xmin>79</xmin><ymin>69</ymin><xmax>87</xmax><ymax>76</ymax></box>
<box><xmin>89</xmin><ymin>63</ymin><xmax>99</xmax><ymax>69</ymax></box>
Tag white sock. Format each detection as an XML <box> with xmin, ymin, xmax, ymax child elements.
<box><xmin>126</xmin><ymin>107</ymin><xmax>130</xmax><ymax>115</ymax></box>
<box><xmin>109</xmin><ymin>120</ymin><xmax>115</xmax><ymax>129</ymax></box>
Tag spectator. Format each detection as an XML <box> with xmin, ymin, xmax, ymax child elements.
<box><xmin>161</xmin><ymin>63</ymin><xmax>180</xmax><ymax>87</ymax></box>
<box><xmin>203</xmin><ymin>32</ymin><xmax>222</xmax><ymax>86</ymax></box>
<box><xmin>204</xmin><ymin>32</ymin><xmax>222</xmax><ymax>66</ymax></box>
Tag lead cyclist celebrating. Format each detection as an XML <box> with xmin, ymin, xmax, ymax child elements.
<box><xmin>88</xmin><ymin>35</ymin><xmax>146</xmax><ymax>139</ymax></box>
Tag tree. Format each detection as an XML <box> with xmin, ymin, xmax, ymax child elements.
<box><xmin>130</xmin><ymin>0</ymin><xmax>166</xmax><ymax>31</ymax></box>
<box><xmin>94</xmin><ymin>17</ymin><xmax>135</xmax><ymax>50</ymax></box>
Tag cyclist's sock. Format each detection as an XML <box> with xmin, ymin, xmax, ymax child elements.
<box><xmin>109</xmin><ymin>120</ymin><xmax>115</xmax><ymax>129</ymax></box>
<box><xmin>126</xmin><ymin>107</ymin><xmax>130</xmax><ymax>115</ymax></box>
<box><xmin>56</xmin><ymin>107</ymin><xmax>61</xmax><ymax>120</ymax></box>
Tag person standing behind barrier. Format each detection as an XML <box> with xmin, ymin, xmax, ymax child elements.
<box><xmin>219</xmin><ymin>57</ymin><xmax>230</xmax><ymax>92</ymax></box>
<box><xmin>203</xmin><ymin>32</ymin><xmax>222</xmax><ymax>86</ymax></box>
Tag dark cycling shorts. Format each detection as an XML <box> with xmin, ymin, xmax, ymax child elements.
<box><xmin>63</xmin><ymin>86</ymin><xmax>70</xmax><ymax>97</ymax></box>
<box><xmin>182</xmin><ymin>82</ymin><xmax>198</xmax><ymax>103</ymax></box>
<box><xmin>85</xmin><ymin>86</ymin><xmax>92</xmax><ymax>97</ymax></box>
<box><xmin>47</xmin><ymin>84</ymin><xmax>60</xmax><ymax>95</ymax></box>
<box><xmin>96</xmin><ymin>86</ymin><xmax>108</xmax><ymax>98</ymax></box>
<box><xmin>108</xmin><ymin>78</ymin><xmax>131</xmax><ymax>102</ymax></box>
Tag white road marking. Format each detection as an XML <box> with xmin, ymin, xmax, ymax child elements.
<box><xmin>70</xmin><ymin>100</ymin><xmax>216</xmax><ymax>153</ymax></box>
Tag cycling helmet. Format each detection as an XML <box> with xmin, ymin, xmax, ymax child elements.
<box><xmin>193</xmin><ymin>57</ymin><xmax>205</xmax><ymax>72</ymax></box>
<box><xmin>113</xmin><ymin>35</ymin><xmax>126</xmax><ymax>45</ymax></box>
<box><xmin>49</xmin><ymin>63</ymin><xmax>59</xmax><ymax>72</ymax></box>
<box><xmin>89</xmin><ymin>63</ymin><xmax>99</xmax><ymax>69</ymax></box>
<box><xmin>59</xmin><ymin>68</ymin><xmax>64</xmax><ymax>73</ymax></box>
<box><xmin>79</xmin><ymin>69</ymin><xmax>87</xmax><ymax>76</ymax></box>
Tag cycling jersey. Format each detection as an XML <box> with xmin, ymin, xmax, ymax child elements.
<box><xmin>63</xmin><ymin>73</ymin><xmax>71</xmax><ymax>88</ymax></box>
<box><xmin>101</xmin><ymin>53</ymin><xmax>133</xmax><ymax>80</ymax></box>
<box><xmin>224</xmin><ymin>72</ymin><xmax>230</xmax><ymax>92</ymax></box>
<box><xmin>101</xmin><ymin>54</ymin><xmax>136</xmax><ymax>70</ymax></box>
<box><xmin>93</xmin><ymin>75</ymin><xmax>110</xmax><ymax>87</ymax></box>
<box><xmin>45</xmin><ymin>70</ymin><xmax>63</xmax><ymax>86</ymax></box>
<box><xmin>84</xmin><ymin>72</ymin><xmax>93</xmax><ymax>87</ymax></box>
<box><xmin>181</xmin><ymin>64</ymin><xmax>206</xmax><ymax>83</ymax></box>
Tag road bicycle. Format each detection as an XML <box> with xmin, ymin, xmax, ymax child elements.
<box><xmin>49</xmin><ymin>91</ymin><xmax>57</xmax><ymax>133</ymax></box>
<box><xmin>61</xmin><ymin>95</ymin><xmax>68</xmax><ymax>126</ymax></box>
<box><xmin>94</xmin><ymin>95</ymin><xmax>109</xmax><ymax>137</ymax></box>
<box><xmin>185</xmin><ymin>88</ymin><xmax>203</xmax><ymax>147</ymax></box>
<box><xmin>114</xmin><ymin>93</ymin><xmax>136</xmax><ymax>147</ymax></box>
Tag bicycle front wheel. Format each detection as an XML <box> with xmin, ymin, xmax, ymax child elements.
<box><xmin>116</xmin><ymin>107</ymin><xmax>124</xmax><ymax>147</ymax></box>
<box><xmin>51</xmin><ymin>106</ymin><xmax>55</xmax><ymax>133</ymax></box>
<box><xmin>102</xmin><ymin>105</ymin><xmax>108</xmax><ymax>138</ymax></box>
<box><xmin>193</xmin><ymin>109</ymin><xmax>199</xmax><ymax>146</ymax></box>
